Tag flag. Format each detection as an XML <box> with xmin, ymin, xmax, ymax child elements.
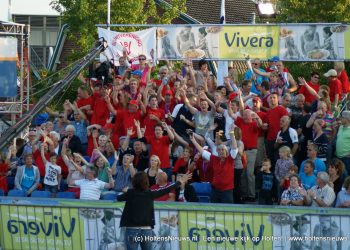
<box><xmin>217</xmin><ymin>0</ymin><xmax>228</xmax><ymax>86</ymax></box>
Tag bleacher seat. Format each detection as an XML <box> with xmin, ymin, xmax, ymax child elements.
<box><xmin>101</xmin><ymin>193</ymin><xmax>117</xmax><ymax>200</ymax></box>
<box><xmin>0</xmin><ymin>189</ymin><xmax>4</xmax><ymax>196</ymax></box>
<box><xmin>31</xmin><ymin>191</ymin><xmax>51</xmax><ymax>198</ymax></box>
<box><xmin>191</xmin><ymin>182</ymin><xmax>212</xmax><ymax>203</ymax></box>
<box><xmin>8</xmin><ymin>189</ymin><xmax>26</xmax><ymax>197</ymax></box>
<box><xmin>83</xmin><ymin>156</ymin><xmax>90</xmax><ymax>162</ymax></box>
<box><xmin>56</xmin><ymin>192</ymin><xmax>75</xmax><ymax>199</ymax></box>
<box><xmin>7</xmin><ymin>176</ymin><xmax>15</xmax><ymax>190</ymax></box>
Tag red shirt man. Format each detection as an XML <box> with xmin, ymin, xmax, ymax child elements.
<box><xmin>235</xmin><ymin>113</ymin><xmax>259</xmax><ymax>149</ymax></box>
<box><xmin>143</xmin><ymin>96</ymin><xmax>165</xmax><ymax>137</ymax></box>
<box><xmin>145</xmin><ymin>124</ymin><xmax>173</xmax><ymax>169</ymax></box>
<box><xmin>266</xmin><ymin>93</ymin><xmax>289</xmax><ymax>141</ymax></box>
<box><xmin>150</xmin><ymin>172</ymin><xmax>175</xmax><ymax>201</ymax></box>
<box><xmin>90</xmin><ymin>88</ymin><xmax>110</xmax><ymax>127</ymax></box>
<box><xmin>299</xmin><ymin>73</ymin><xmax>320</xmax><ymax>104</ymax></box>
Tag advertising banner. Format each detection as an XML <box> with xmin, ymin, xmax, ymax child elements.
<box><xmin>219</xmin><ymin>25</ymin><xmax>280</xmax><ymax>60</ymax></box>
<box><xmin>0</xmin><ymin>37</ymin><xmax>18</xmax><ymax>97</ymax></box>
<box><xmin>279</xmin><ymin>25</ymin><xmax>347</xmax><ymax>61</ymax></box>
<box><xmin>0</xmin><ymin>205</ymin><xmax>84</xmax><ymax>250</ymax></box>
<box><xmin>345</xmin><ymin>28</ymin><xmax>350</xmax><ymax>59</ymax></box>
<box><xmin>98</xmin><ymin>27</ymin><xmax>156</xmax><ymax>64</ymax></box>
<box><xmin>1</xmin><ymin>200</ymin><xmax>350</xmax><ymax>250</ymax></box>
<box><xmin>156</xmin><ymin>26</ymin><xmax>220</xmax><ymax>60</ymax></box>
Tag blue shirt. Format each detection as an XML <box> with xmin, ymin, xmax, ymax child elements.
<box><xmin>21</xmin><ymin>167</ymin><xmax>35</xmax><ymax>191</ymax></box>
<box><xmin>114</xmin><ymin>165</ymin><xmax>132</xmax><ymax>192</ymax></box>
<box><xmin>299</xmin><ymin>158</ymin><xmax>326</xmax><ymax>176</ymax></box>
<box><xmin>73</xmin><ymin>120</ymin><xmax>88</xmax><ymax>144</ymax></box>
<box><xmin>299</xmin><ymin>173</ymin><xmax>316</xmax><ymax>190</ymax></box>
<box><xmin>335</xmin><ymin>190</ymin><xmax>350</xmax><ymax>207</ymax></box>
<box><xmin>244</xmin><ymin>69</ymin><xmax>268</xmax><ymax>95</ymax></box>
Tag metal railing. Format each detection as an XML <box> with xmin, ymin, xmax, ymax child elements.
<box><xmin>0</xmin><ymin>197</ymin><xmax>349</xmax><ymax>250</ymax></box>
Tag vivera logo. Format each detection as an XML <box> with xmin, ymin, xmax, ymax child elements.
<box><xmin>7</xmin><ymin>216</ymin><xmax>76</xmax><ymax>237</ymax></box>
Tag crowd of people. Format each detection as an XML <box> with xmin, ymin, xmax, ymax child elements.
<box><xmin>0</xmin><ymin>54</ymin><xmax>350</xmax><ymax>209</ymax></box>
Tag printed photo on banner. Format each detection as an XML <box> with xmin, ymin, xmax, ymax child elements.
<box><xmin>0</xmin><ymin>37</ymin><xmax>18</xmax><ymax>97</ymax></box>
<box><xmin>219</xmin><ymin>26</ymin><xmax>279</xmax><ymax>60</ymax></box>
<box><xmin>97</xmin><ymin>27</ymin><xmax>156</xmax><ymax>65</ymax></box>
<box><xmin>279</xmin><ymin>25</ymin><xmax>347</xmax><ymax>61</ymax></box>
<box><xmin>82</xmin><ymin>208</ymin><xmax>179</xmax><ymax>250</ymax></box>
<box><xmin>157</xmin><ymin>26</ymin><xmax>220</xmax><ymax>60</ymax></box>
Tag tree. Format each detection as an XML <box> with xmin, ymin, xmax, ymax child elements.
<box><xmin>275</xmin><ymin>0</ymin><xmax>350</xmax><ymax>23</ymax></box>
<box><xmin>50</xmin><ymin>0</ymin><xmax>187</xmax><ymax>56</ymax></box>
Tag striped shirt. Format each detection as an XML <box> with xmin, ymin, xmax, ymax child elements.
<box><xmin>75</xmin><ymin>178</ymin><xmax>106</xmax><ymax>200</ymax></box>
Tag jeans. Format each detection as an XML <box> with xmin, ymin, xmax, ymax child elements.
<box><xmin>211</xmin><ymin>188</ymin><xmax>234</xmax><ymax>203</ymax></box>
<box><xmin>241</xmin><ymin>149</ymin><xmax>257</xmax><ymax>198</ymax></box>
<box><xmin>125</xmin><ymin>228</ymin><xmax>154</xmax><ymax>250</ymax></box>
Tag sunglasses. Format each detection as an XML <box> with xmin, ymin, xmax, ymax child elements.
<box><xmin>139</xmin><ymin>58</ymin><xmax>146</xmax><ymax>61</ymax></box>
<box><xmin>59</xmin><ymin>116</ymin><xmax>64</xmax><ymax>118</ymax></box>
<box><xmin>313</xmin><ymin>76</ymin><xmax>320</xmax><ymax>79</ymax></box>
<box><xmin>252</xmin><ymin>63</ymin><xmax>259</xmax><ymax>65</ymax></box>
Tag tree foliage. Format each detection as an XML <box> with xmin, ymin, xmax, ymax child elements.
<box><xmin>50</xmin><ymin>0</ymin><xmax>187</xmax><ymax>55</ymax></box>
<box><xmin>275</xmin><ymin>0</ymin><xmax>350</xmax><ymax>23</ymax></box>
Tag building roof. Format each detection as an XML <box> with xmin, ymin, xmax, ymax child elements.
<box><xmin>175</xmin><ymin>0</ymin><xmax>257</xmax><ymax>24</ymax></box>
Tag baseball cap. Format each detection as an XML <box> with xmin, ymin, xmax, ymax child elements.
<box><xmin>132</xmin><ymin>70</ymin><xmax>142</xmax><ymax>77</ymax></box>
<box><xmin>253</xmin><ymin>96</ymin><xmax>262</xmax><ymax>103</ymax></box>
<box><xmin>324</xmin><ymin>69</ymin><xmax>337</xmax><ymax>77</ymax></box>
<box><xmin>129</xmin><ymin>100</ymin><xmax>139</xmax><ymax>107</ymax></box>
<box><xmin>165</xmin><ymin>90</ymin><xmax>173</xmax><ymax>96</ymax></box>
<box><xmin>103</xmin><ymin>123</ymin><xmax>114</xmax><ymax>130</ymax></box>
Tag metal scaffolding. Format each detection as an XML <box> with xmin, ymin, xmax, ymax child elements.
<box><xmin>0</xmin><ymin>21</ymin><xmax>30</xmax><ymax>135</ymax></box>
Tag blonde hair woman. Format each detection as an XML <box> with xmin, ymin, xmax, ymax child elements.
<box><xmin>144</xmin><ymin>155</ymin><xmax>163</xmax><ymax>187</ymax></box>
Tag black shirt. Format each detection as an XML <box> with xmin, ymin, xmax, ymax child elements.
<box><xmin>117</xmin><ymin>182</ymin><xmax>180</xmax><ymax>228</ymax></box>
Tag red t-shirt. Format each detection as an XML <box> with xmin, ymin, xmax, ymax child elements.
<box><xmin>0</xmin><ymin>163</ymin><xmax>9</xmax><ymax>193</ymax></box>
<box><xmin>209</xmin><ymin>154</ymin><xmax>234</xmax><ymax>191</ymax></box>
<box><xmin>172</xmin><ymin>158</ymin><xmax>189</xmax><ymax>174</ymax></box>
<box><xmin>150</xmin><ymin>183</ymin><xmax>175</xmax><ymax>201</ymax></box>
<box><xmin>117</xmin><ymin>110</ymin><xmax>143</xmax><ymax>138</ymax></box>
<box><xmin>298</xmin><ymin>82</ymin><xmax>320</xmax><ymax>104</ymax></box>
<box><xmin>32</xmin><ymin>149</ymin><xmax>50</xmax><ymax>177</ymax></box>
<box><xmin>56</xmin><ymin>156</ymin><xmax>68</xmax><ymax>179</ymax></box>
<box><xmin>91</xmin><ymin>92</ymin><xmax>110</xmax><ymax>126</ymax></box>
<box><xmin>235</xmin><ymin>117</ymin><xmax>259</xmax><ymax>149</ymax></box>
<box><xmin>143</xmin><ymin>107</ymin><xmax>165</xmax><ymax>137</ymax></box>
<box><xmin>77</xmin><ymin>96</ymin><xmax>93</xmax><ymax>123</ymax></box>
<box><xmin>266</xmin><ymin>105</ymin><xmax>289</xmax><ymax>141</ymax></box>
<box><xmin>145</xmin><ymin>136</ymin><xmax>172</xmax><ymax>168</ymax></box>
<box><xmin>329</xmin><ymin>78</ymin><xmax>342</xmax><ymax>103</ymax></box>
<box><xmin>195</xmin><ymin>158</ymin><xmax>213</xmax><ymax>183</ymax></box>
<box><xmin>338</xmin><ymin>70</ymin><xmax>350</xmax><ymax>94</ymax></box>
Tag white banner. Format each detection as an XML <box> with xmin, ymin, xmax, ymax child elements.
<box><xmin>157</xmin><ymin>26</ymin><xmax>220</xmax><ymax>60</ymax></box>
<box><xmin>0</xmin><ymin>37</ymin><xmax>17</xmax><ymax>59</ymax></box>
<box><xmin>279</xmin><ymin>25</ymin><xmax>346</xmax><ymax>61</ymax></box>
<box><xmin>98</xmin><ymin>27</ymin><xmax>156</xmax><ymax>64</ymax></box>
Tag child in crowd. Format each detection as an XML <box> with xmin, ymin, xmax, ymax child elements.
<box><xmin>257</xmin><ymin>159</ymin><xmax>275</xmax><ymax>205</ymax></box>
<box><xmin>281</xmin><ymin>165</ymin><xmax>299</xmax><ymax>190</ymax></box>
<box><xmin>275</xmin><ymin>146</ymin><xmax>294</xmax><ymax>199</ymax></box>
<box><xmin>40</xmin><ymin>143</ymin><xmax>62</xmax><ymax>197</ymax></box>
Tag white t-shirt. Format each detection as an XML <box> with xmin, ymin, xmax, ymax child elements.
<box><xmin>75</xmin><ymin>179</ymin><xmax>106</xmax><ymax>200</ymax></box>
<box><xmin>44</xmin><ymin>162</ymin><xmax>61</xmax><ymax>186</ymax></box>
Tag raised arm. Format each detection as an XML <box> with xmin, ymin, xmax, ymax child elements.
<box><xmin>162</xmin><ymin>122</ymin><xmax>174</xmax><ymax>141</ymax></box>
<box><xmin>298</xmin><ymin>77</ymin><xmax>321</xmax><ymax>99</ymax></box>
<box><xmin>229</xmin><ymin>130</ymin><xmax>238</xmax><ymax>158</ymax></box>
<box><xmin>183</xmin><ymin>92</ymin><xmax>198</xmax><ymax>115</ymax></box>
<box><xmin>40</xmin><ymin>143</ymin><xmax>48</xmax><ymax>165</ymax></box>
<box><xmin>104</xmin><ymin>168</ymin><xmax>115</xmax><ymax>189</ymax></box>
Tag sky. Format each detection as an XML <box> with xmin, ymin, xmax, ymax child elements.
<box><xmin>0</xmin><ymin>0</ymin><xmax>59</xmax><ymax>21</ymax></box>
